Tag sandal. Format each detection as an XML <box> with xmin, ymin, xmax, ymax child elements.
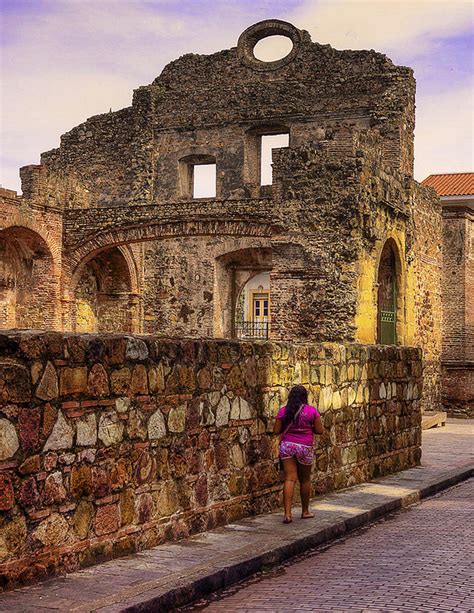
<box><xmin>282</xmin><ymin>516</ymin><xmax>293</xmax><ymax>524</ymax></box>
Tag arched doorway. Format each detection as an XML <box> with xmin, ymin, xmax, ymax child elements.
<box><xmin>214</xmin><ymin>246</ymin><xmax>272</xmax><ymax>339</ymax></box>
<box><xmin>0</xmin><ymin>227</ymin><xmax>58</xmax><ymax>329</ymax></box>
<box><xmin>73</xmin><ymin>247</ymin><xmax>137</xmax><ymax>333</ymax></box>
<box><xmin>235</xmin><ymin>271</ymin><xmax>270</xmax><ymax>339</ymax></box>
<box><xmin>377</xmin><ymin>241</ymin><xmax>398</xmax><ymax>344</ymax></box>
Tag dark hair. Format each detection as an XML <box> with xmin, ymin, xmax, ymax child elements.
<box><xmin>282</xmin><ymin>385</ymin><xmax>308</xmax><ymax>429</ymax></box>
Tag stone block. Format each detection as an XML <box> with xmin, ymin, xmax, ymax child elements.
<box><xmin>36</xmin><ymin>361</ymin><xmax>59</xmax><ymax>400</ymax></box>
<box><xmin>19</xmin><ymin>454</ymin><xmax>41</xmax><ymax>475</ymax></box>
<box><xmin>59</xmin><ymin>366</ymin><xmax>88</xmax><ymax>395</ymax></box>
<box><xmin>18</xmin><ymin>407</ymin><xmax>41</xmax><ymax>453</ymax></box>
<box><xmin>76</xmin><ymin>413</ymin><xmax>97</xmax><ymax>446</ymax></box>
<box><xmin>0</xmin><ymin>418</ymin><xmax>19</xmax><ymax>460</ymax></box>
<box><xmin>73</xmin><ymin>500</ymin><xmax>94</xmax><ymax>539</ymax></box>
<box><xmin>0</xmin><ymin>474</ymin><xmax>14</xmax><ymax>510</ymax></box>
<box><xmin>130</xmin><ymin>364</ymin><xmax>149</xmax><ymax>395</ymax></box>
<box><xmin>43</xmin><ymin>471</ymin><xmax>66</xmax><ymax>505</ymax></box>
<box><xmin>216</xmin><ymin>396</ymin><xmax>231</xmax><ymax>426</ymax></box>
<box><xmin>137</xmin><ymin>492</ymin><xmax>153</xmax><ymax>523</ymax></box>
<box><xmin>148</xmin><ymin>408</ymin><xmax>167</xmax><ymax>439</ymax></box>
<box><xmin>33</xmin><ymin>512</ymin><xmax>69</xmax><ymax>546</ymax></box>
<box><xmin>125</xmin><ymin>337</ymin><xmax>149</xmax><ymax>361</ymax></box>
<box><xmin>111</xmin><ymin>368</ymin><xmax>131</xmax><ymax>395</ymax></box>
<box><xmin>0</xmin><ymin>514</ymin><xmax>27</xmax><ymax>562</ymax></box>
<box><xmin>70</xmin><ymin>464</ymin><xmax>92</xmax><ymax>498</ymax></box>
<box><xmin>149</xmin><ymin>363</ymin><xmax>165</xmax><ymax>392</ymax></box>
<box><xmin>87</xmin><ymin>363</ymin><xmax>110</xmax><ymax>397</ymax></box>
<box><xmin>120</xmin><ymin>488</ymin><xmax>135</xmax><ymax>525</ymax></box>
<box><xmin>95</xmin><ymin>503</ymin><xmax>120</xmax><ymax>536</ymax></box>
<box><xmin>0</xmin><ymin>362</ymin><xmax>31</xmax><ymax>402</ymax></box>
<box><xmin>18</xmin><ymin>477</ymin><xmax>39</xmax><ymax>507</ymax></box>
<box><xmin>168</xmin><ymin>404</ymin><xmax>186</xmax><ymax>432</ymax></box>
<box><xmin>44</xmin><ymin>411</ymin><xmax>73</xmax><ymax>451</ymax></box>
<box><xmin>98</xmin><ymin>412</ymin><xmax>124</xmax><ymax>446</ymax></box>
<box><xmin>199</xmin><ymin>401</ymin><xmax>215</xmax><ymax>426</ymax></box>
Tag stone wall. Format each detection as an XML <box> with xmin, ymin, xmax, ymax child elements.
<box><xmin>440</xmin><ymin>204</ymin><xmax>473</xmax><ymax>417</ymax></box>
<box><xmin>0</xmin><ymin>331</ymin><xmax>422</xmax><ymax>589</ymax></box>
<box><xmin>411</xmin><ymin>184</ymin><xmax>443</xmax><ymax>413</ymax></box>
<box><xmin>0</xmin><ymin>189</ymin><xmax>63</xmax><ymax>331</ymax></box>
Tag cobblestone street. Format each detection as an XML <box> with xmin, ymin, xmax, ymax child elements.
<box><xmin>191</xmin><ymin>479</ymin><xmax>474</xmax><ymax>612</ymax></box>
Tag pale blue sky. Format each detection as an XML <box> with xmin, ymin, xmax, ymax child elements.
<box><xmin>1</xmin><ymin>0</ymin><xmax>472</xmax><ymax>192</ymax></box>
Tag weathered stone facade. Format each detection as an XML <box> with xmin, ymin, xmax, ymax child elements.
<box><xmin>0</xmin><ymin>20</ymin><xmax>442</xmax><ymax>413</ymax></box>
<box><xmin>0</xmin><ymin>331</ymin><xmax>422</xmax><ymax>588</ymax></box>
<box><xmin>422</xmin><ymin>173</ymin><xmax>473</xmax><ymax>418</ymax></box>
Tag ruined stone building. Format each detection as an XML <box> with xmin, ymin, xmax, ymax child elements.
<box><xmin>422</xmin><ymin>173</ymin><xmax>473</xmax><ymax>417</ymax></box>
<box><xmin>0</xmin><ymin>19</ymin><xmax>442</xmax><ymax>411</ymax></box>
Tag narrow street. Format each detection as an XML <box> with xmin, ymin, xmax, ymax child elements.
<box><xmin>190</xmin><ymin>479</ymin><xmax>474</xmax><ymax>612</ymax></box>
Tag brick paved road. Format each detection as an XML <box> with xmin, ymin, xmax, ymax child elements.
<box><xmin>191</xmin><ymin>479</ymin><xmax>474</xmax><ymax>612</ymax></box>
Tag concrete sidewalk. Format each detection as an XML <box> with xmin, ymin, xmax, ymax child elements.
<box><xmin>1</xmin><ymin>420</ymin><xmax>472</xmax><ymax>613</ymax></box>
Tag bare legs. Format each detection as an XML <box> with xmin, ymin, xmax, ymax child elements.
<box><xmin>282</xmin><ymin>458</ymin><xmax>298</xmax><ymax>521</ymax></box>
<box><xmin>297</xmin><ymin>462</ymin><xmax>314</xmax><ymax>518</ymax></box>
<box><xmin>281</xmin><ymin>458</ymin><xmax>313</xmax><ymax>522</ymax></box>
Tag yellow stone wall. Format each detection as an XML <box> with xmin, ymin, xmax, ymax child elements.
<box><xmin>354</xmin><ymin>183</ymin><xmax>442</xmax><ymax>412</ymax></box>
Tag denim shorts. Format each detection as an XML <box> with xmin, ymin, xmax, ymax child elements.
<box><xmin>279</xmin><ymin>440</ymin><xmax>314</xmax><ymax>465</ymax></box>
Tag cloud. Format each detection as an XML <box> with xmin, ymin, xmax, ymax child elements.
<box><xmin>290</xmin><ymin>0</ymin><xmax>473</xmax><ymax>57</ymax></box>
<box><xmin>1</xmin><ymin>0</ymin><xmax>472</xmax><ymax>192</ymax></box>
<box><xmin>414</xmin><ymin>83</ymin><xmax>473</xmax><ymax>180</ymax></box>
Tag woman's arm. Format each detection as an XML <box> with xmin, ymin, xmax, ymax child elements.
<box><xmin>313</xmin><ymin>416</ymin><xmax>324</xmax><ymax>435</ymax></box>
<box><xmin>273</xmin><ymin>418</ymin><xmax>283</xmax><ymax>435</ymax></box>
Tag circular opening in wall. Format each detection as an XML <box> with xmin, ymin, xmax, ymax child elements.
<box><xmin>253</xmin><ymin>35</ymin><xmax>294</xmax><ymax>62</ymax></box>
<box><xmin>237</xmin><ymin>20</ymin><xmax>302</xmax><ymax>71</ymax></box>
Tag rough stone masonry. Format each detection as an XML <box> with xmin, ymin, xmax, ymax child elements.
<box><xmin>0</xmin><ymin>18</ymin><xmax>441</xmax><ymax>588</ymax></box>
<box><xmin>0</xmin><ymin>19</ymin><xmax>442</xmax><ymax>412</ymax></box>
<box><xmin>0</xmin><ymin>331</ymin><xmax>422</xmax><ymax>588</ymax></box>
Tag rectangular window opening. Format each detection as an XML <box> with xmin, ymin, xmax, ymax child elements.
<box><xmin>193</xmin><ymin>163</ymin><xmax>216</xmax><ymax>199</ymax></box>
<box><xmin>260</xmin><ymin>133</ymin><xmax>289</xmax><ymax>186</ymax></box>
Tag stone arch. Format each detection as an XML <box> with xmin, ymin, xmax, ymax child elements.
<box><xmin>376</xmin><ymin>237</ymin><xmax>405</xmax><ymax>345</ymax></box>
<box><xmin>214</xmin><ymin>247</ymin><xmax>272</xmax><ymax>338</ymax></box>
<box><xmin>66</xmin><ymin>219</ymin><xmax>273</xmax><ymax>273</ymax></box>
<box><xmin>70</xmin><ymin>245</ymin><xmax>140</xmax><ymax>333</ymax></box>
<box><xmin>0</xmin><ymin>226</ymin><xmax>60</xmax><ymax>329</ymax></box>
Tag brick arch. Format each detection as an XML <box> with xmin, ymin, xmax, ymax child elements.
<box><xmin>70</xmin><ymin>245</ymin><xmax>141</xmax><ymax>334</ymax></box>
<box><xmin>0</xmin><ymin>215</ymin><xmax>61</xmax><ymax>270</ymax></box>
<box><xmin>66</xmin><ymin>218</ymin><xmax>273</xmax><ymax>272</ymax></box>
<box><xmin>0</xmin><ymin>225</ymin><xmax>61</xmax><ymax>329</ymax></box>
<box><xmin>69</xmin><ymin>244</ymin><xmax>140</xmax><ymax>297</ymax></box>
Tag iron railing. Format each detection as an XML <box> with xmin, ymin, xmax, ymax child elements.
<box><xmin>235</xmin><ymin>320</ymin><xmax>269</xmax><ymax>340</ymax></box>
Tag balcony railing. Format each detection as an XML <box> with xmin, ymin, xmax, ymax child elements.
<box><xmin>235</xmin><ymin>320</ymin><xmax>269</xmax><ymax>340</ymax></box>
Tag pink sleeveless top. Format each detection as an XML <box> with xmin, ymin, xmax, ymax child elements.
<box><xmin>276</xmin><ymin>404</ymin><xmax>320</xmax><ymax>446</ymax></box>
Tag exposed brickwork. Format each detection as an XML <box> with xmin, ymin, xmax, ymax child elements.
<box><xmin>440</xmin><ymin>204</ymin><xmax>473</xmax><ymax>417</ymax></box>
<box><xmin>0</xmin><ymin>330</ymin><xmax>422</xmax><ymax>589</ymax></box>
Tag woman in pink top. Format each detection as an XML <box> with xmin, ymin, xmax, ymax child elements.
<box><xmin>273</xmin><ymin>385</ymin><xmax>324</xmax><ymax>523</ymax></box>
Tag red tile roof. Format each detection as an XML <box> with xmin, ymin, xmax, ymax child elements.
<box><xmin>422</xmin><ymin>172</ymin><xmax>474</xmax><ymax>197</ymax></box>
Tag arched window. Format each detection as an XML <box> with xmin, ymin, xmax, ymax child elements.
<box><xmin>377</xmin><ymin>241</ymin><xmax>398</xmax><ymax>344</ymax></box>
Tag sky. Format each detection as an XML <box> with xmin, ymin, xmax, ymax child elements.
<box><xmin>1</xmin><ymin>0</ymin><xmax>473</xmax><ymax>193</ymax></box>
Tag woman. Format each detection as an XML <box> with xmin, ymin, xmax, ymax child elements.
<box><xmin>273</xmin><ymin>384</ymin><xmax>324</xmax><ymax>523</ymax></box>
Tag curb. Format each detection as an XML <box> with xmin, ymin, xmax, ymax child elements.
<box><xmin>121</xmin><ymin>465</ymin><xmax>473</xmax><ymax>612</ymax></box>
